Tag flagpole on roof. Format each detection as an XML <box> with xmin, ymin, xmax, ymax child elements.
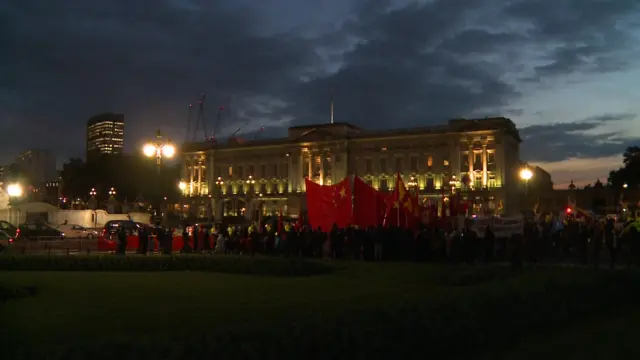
<box><xmin>330</xmin><ymin>89</ymin><xmax>334</xmax><ymax>124</ymax></box>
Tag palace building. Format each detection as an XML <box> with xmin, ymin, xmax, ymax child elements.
<box><xmin>180</xmin><ymin>117</ymin><xmax>523</xmax><ymax>221</ymax></box>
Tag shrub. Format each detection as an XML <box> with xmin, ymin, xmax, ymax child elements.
<box><xmin>0</xmin><ymin>255</ymin><xmax>333</xmax><ymax>277</ymax></box>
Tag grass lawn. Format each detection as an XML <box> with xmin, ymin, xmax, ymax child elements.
<box><xmin>479</xmin><ymin>305</ymin><xmax>640</xmax><ymax>359</ymax></box>
<box><xmin>1</xmin><ymin>260</ymin><xmax>639</xmax><ymax>359</ymax></box>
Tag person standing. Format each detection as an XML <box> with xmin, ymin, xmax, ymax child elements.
<box><xmin>139</xmin><ymin>226</ymin><xmax>149</xmax><ymax>255</ymax></box>
<box><xmin>116</xmin><ymin>226</ymin><xmax>127</xmax><ymax>255</ymax></box>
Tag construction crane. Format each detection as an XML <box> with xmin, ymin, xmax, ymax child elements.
<box><xmin>212</xmin><ymin>105</ymin><xmax>225</xmax><ymax>140</ymax></box>
<box><xmin>192</xmin><ymin>93</ymin><xmax>208</xmax><ymax>141</ymax></box>
<box><xmin>253</xmin><ymin>126</ymin><xmax>265</xmax><ymax>141</ymax></box>
<box><xmin>184</xmin><ymin>103</ymin><xmax>193</xmax><ymax>143</ymax></box>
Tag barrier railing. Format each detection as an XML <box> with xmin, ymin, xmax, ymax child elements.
<box><xmin>6</xmin><ymin>235</ymin><xmax>193</xmax><ymax>255</ymax></box>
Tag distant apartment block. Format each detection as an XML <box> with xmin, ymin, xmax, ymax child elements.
<box><xmin>86</xmin><ymin>113</ymin><xmax>124</xmax><ymax>160</ymax></box>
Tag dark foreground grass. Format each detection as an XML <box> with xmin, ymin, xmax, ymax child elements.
<box><xmin>1</xmin><ymin>263</ymin><xmax>639</xmax><ymax>360</ymax></box>
<box><xmin>479</xmin><ymin>305</ymin><xmax>640</xmax><ymax>359</ymax></box>
<box><xmin>0</xmin><ymin>254</ymin><xmax>334</xmax><ymax>277</ymax></box>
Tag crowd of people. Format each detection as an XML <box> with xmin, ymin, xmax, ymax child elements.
<box><xmin>113</xmin><ymin>214</ymin><xmax>640</xmax><ymax>269</ymax></box>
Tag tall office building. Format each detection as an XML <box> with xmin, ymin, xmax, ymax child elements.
<box><xmin>86</xmin><ymin>113</ymin><xmax>124</xmax><ymax>160</ymax></box>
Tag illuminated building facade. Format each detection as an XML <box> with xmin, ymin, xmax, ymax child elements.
<box><xmin>86</xmin><ymin>113</ymin><xmax>124</xmax><ymax>160</ymax></box>
<box><xmin>181</xmin><ymin>117</ymin><xmax>523</xmax><ymax>220</ymax></box>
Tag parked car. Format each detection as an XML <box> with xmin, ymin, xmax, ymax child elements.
<box><xmin>57</xmin><ymin>224</ymin><xmax>99</xmax><ymax>239</ymax></box>
<box><xmin>16</xmin><ymin>223</ymin><xmax>65</xmax><ymax>241</ymax></box>
<box><xmin>101</xmin><ymin>220</ymin><xmax>143</xmax><ymax>240</ymax></box>
<box><xmin>0</xmin><ymin>220</ymin><xmax>18</xmax><ymax>237</ymax></box>
<box><xmin>0</xmin><ymin>229</ymin><xmax>15</xmax><ymax>249</ymax></box>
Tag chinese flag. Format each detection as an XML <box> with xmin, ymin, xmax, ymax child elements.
<box><xmin>384</xmin><ymin>173</ymin><xmax>419</xmax><ymax>228</ymax></box>
<box><xmin>354</xmin><ymin>177</ymin><xmax>388</xmax><ymax>228</ymax></box>
<box><xmin>305</xmin><ymin>178</ymin><xmax>352</xmax><ymax>232</ymax></box>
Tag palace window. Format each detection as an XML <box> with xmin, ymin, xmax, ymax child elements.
<box><xmin>473</xmin><ymin>172</ymin><xmax>482</xmax><ymax>189</ymax></box>
<box><xmin>487</xmin><ymin>151</ymin><xmax>496</xmax><ymax>171</ymax></box>
<box><xmin>395</xmin><ymin>157</ymin><xmax>402</xmax><ymax>172</ymax></box>
<box><xmin>488</xmin><ymin>174</ymin><xmax>497</xmax><ymax>189</ymax></box>
<box><xmin>410</xmin><ymin>156</ymin><xmax>418</xmax><ymax>172</ymax></box>
<box><xmin>237</xmin><ymin>166</ymin><xmax>244</xmax><ymax>178</ymax></box>
<box><xmin>461</xmin><ymin>153</ymin><xmax>469</xmax><ymax>172</ymax></box>
<box><xmin>380</xmin><ymin>178</ymin><xmax>389</xmax><ymax>191</ymax></box>
<box><xmin>366</xmin><ymin>159</ymin><xmax>373</xmax><ymax>173</ymax></box>
<box><xmin>426</xmin><ymin>177</ymin><xmax>435</xmax><ymax>192</ymax></box>
<box><xmin>427</xmin><ymin>155</ymin><xmax>433</xmax><ymax>168</ymax></box>
<box><xmin>273</xmin><ymin>164</ymin><xmax>278</xmax><ymax>177</ymax></box>
<box><xmin>260</xmin><ymin>165</ymin><xmax>266</xmax><ymax>178</ymax></box>
<box><xmin>473</xmin><ymin>152</ymin><xmax>482</xmax><ymax>171</ymax></box>
<box><xmin>248</xmin><ymin>165</ymin><xmax>254</xmax><ymax>176</ymax></box>
<box><xmin>380</xmin><ymin>158</ymin><xmax>387</xmax><ymax>173</ymax></box>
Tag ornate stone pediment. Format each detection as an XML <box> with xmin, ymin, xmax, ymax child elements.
<box><xmin>295</xmin><ymin>128</ymin><xmax>342</xmax><ymax>142</ymax></box>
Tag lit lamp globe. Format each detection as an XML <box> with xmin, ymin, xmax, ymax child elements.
<box><xmin>143</xmin><ymin>143</ymin><xmax>157</xmax><ymax>157</ymax></box>
<box><xmin>178</xmin><ymin>181</ymin><xmax>187</xmax><ymax>191</ymax></box>
<box><xmin>519</xmin><ymin>168</ymin><xmax>533</xmax><ymax>181</ymax></box>
<box><xmin>7</xmin><ymin>183</ymin><xmax>23</xmax><ymax>197</ymax></box>
<box><xmin>162</xmin><ymin>144</ymin><xmax>176</xmax><ymax>158</ymax></box>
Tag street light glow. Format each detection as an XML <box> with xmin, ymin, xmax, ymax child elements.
<box><xmin>7</xmin><ymin>183</ymin><xmax>23</xmax><ymax>197</ymax></box>
<box><xmin>143</xmin><ymin>143</ymin><xmax>156</xmax><ymax>157</ymax></box>
<box><xmin>178</xmin><ymin>181</ymin><xmax>187</xmax><ymax>191</ymax></box>
<box><xmin>162</xmin><ymin>144</ymin><xmax>176</xmax><ymax>158</ymax></box>
<box><xmin>519</xmin><ymin>168</ymin><xmax>533</xmax><ymax>181</ymax></box>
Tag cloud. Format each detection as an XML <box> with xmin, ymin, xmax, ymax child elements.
<box><xmin>1</xmin><ymin>0</ymin><xmax>640</xmax><ymax>167</ymax></box>
<box><xmin>531</xmin><ymin>154</ymin><xmax>623</xmax><ymax>189</ymax></box>
<box><xmin>520</xmin><ymin>113</ymin><xmax>639</xmax><ymax>162</ymax></box>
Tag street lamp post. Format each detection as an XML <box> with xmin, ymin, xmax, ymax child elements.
<box><xmin>7</xmin><ymin>183</ymin><xmax>23</xmax><ymax>225</ymax></box>
<box><xmin>519</xmin><ymin>166</ymin><xmax>534</xmax><ymax>211</ymax></box>
<box><xmin>246</xmin><ymin>176</ymin><xmax>256</xmax><ymax>220</ymax></box>
<box><xmin>143</xmin><ymin>130</ymin><xmax>175</xmax><ymax>219</ymax></box>
<box><xmin>143</xmin><ymin>129</ymin><xmax>176</xmax><ymax>175</ymax></box>
<box><xmin>214</xmin><ymin>176</ymin><xmax>224</xmax><ymax>219</ymax></box>
<box><xmin>408</xmin><ymin>175</ymin><xmax>418</xmax><ymax>195</ymax></box>
<box><xmin>178</xmin><ymin>181</ymin><xmax>186</xmax><ymax>219</ymax></box>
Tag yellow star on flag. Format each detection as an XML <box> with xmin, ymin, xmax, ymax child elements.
<box><xmin>339</xmin><ymin>187</ymin><xmax>347</xmax><ymax>198</ymax></box>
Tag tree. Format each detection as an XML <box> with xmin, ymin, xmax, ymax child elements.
<box><xmin>60</xmin><ymin>155</ymin><xmax>181</xmax><ymax>205</ymax></box>
<box><xmin>609</xmin><ymin>146</ymin><xmax>640</xmax><ymax>189</ymax></box>
<box><xmin>593</xmin><ymin>179</ymin><xmax>604</xmax><ymax>189</ymax></box>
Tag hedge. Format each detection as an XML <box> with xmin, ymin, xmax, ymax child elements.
<box><xmin>5</xmin><ymin>268</ymin><xmax>640</xmax><ymax>360</ymax></box>
<box><xmin>0</xmin><ymin>255</ymin><xmax>334</xmax><ymax>277</ymax></box>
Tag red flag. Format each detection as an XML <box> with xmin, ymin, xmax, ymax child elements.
<box><xmin>384</xmin><ymin>173</ymin><xmax>420</xmax><ymax>228</ymax></box>
<box><xmin>353</xmin><ymin>177</ymin><xmax>385</xmax><ymax>228</ymax></box>
<box><xmin>305</xmin><ymin>177</ymin><xmax>352</xmax><ymax>232</ymax></box>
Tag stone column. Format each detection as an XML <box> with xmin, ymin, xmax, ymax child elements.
<box><xmin>298</xmin><ymin>150</ymin><xmax>304</xmax><ymax>192</ymax></box>
<box><xmin>319</xmin><ymin>151</ymin><xmax>325</xmax><ymax>185</ymax></box>
<box><xmin>482</xmin><ymin>144</ymin><xmax>488</xmax><ymax>188</ymax></box>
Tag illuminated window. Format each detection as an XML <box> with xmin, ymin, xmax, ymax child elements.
<box><xmin>228</xmin><ymin>166</ymin><xmax>233</xmax><ymax>178</ymax></box>
<box><xmin>427</xmin><ymin>156</ymin><xmax>433</xmax><ymax>167</ymax></box>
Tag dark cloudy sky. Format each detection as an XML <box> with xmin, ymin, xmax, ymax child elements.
<box><xmin>2</xmin><ymin>0</ymin><xmax>639</xmax><ymax>187</ymax></box>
